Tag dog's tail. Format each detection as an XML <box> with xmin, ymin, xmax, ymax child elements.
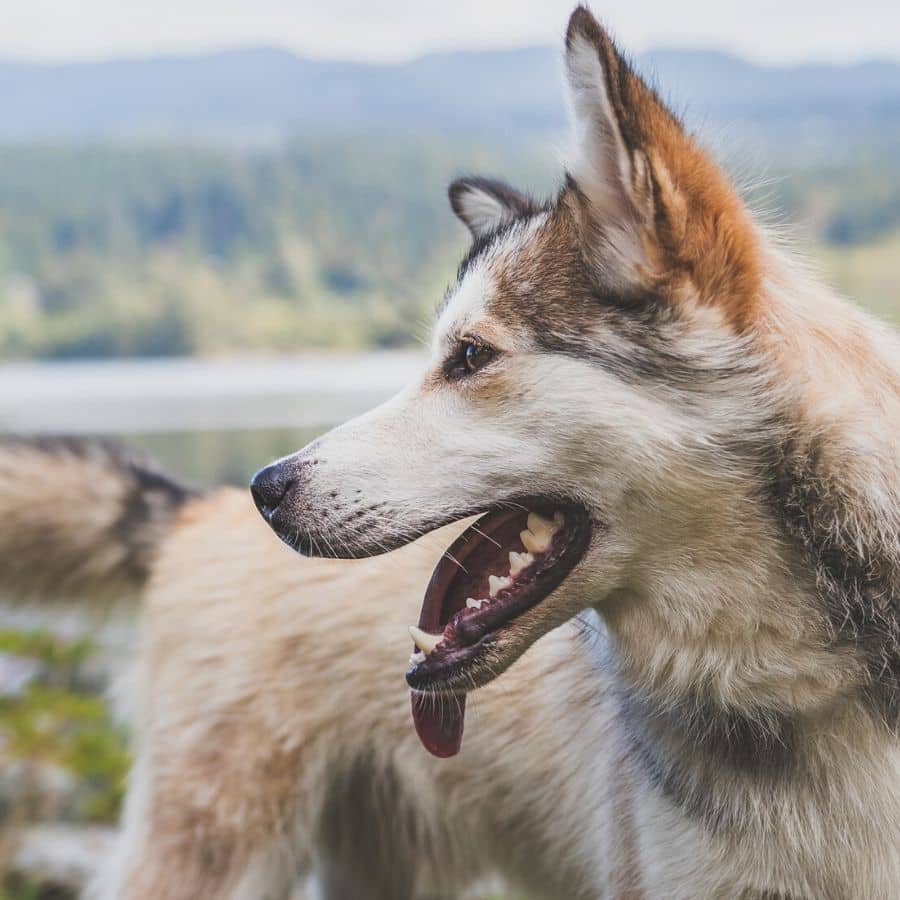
<box><xmin>0</xmin><ymin>436</ymin><xmax>196</xmax><ymax>605</ymax></box>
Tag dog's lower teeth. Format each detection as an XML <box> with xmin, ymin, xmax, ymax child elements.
<box><xmin>488</xmin><ymin>574</ymin><xmax>512</xmax><ymax>597</ymax></box>
<box><xmin>409</xmin><ymin>625</ymin><xmax>442</xmax><ymax>655</ymax></box>
<box><xmin>410</xmin><ymin>650</ymin><xmax>426</xmax><ymax>665</ymax></box>
<box><xmin>509</xmin><ymin>551</ymin><xmax>534</xmax><ymax>575</ymax></box>
<box><xmin>466</xmin><ymin>597</ymin><xmax>487</xmax><ymax>610</ymax></box>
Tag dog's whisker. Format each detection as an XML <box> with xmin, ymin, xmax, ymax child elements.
<box><xmin>442</xmin><ymin>551</ymin><xmax>468</xmax><ymax>574</ymax></box>
<box><xmin>469</xmin><ymin>524</ymin><xmax>501</xmax><ymax>549</ymax></box>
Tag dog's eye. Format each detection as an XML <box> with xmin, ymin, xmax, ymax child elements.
<box><xmin>446</xmin><ymin>340</ymin><xmax>496</xmax><ymax>379</ymax></box>
<box><xmin>464</xmin><ymin>342</ymin><xmax>493</xmax><ymax>372</ymax></box>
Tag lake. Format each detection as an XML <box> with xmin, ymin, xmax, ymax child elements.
<box><xmin>0</xmin><ymin>352</ymin><xmax>426</xmax><ymax>486</ymax></box>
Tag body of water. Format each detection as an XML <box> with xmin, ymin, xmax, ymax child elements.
<box><xmin>0</xmin><ymin>352</ymin><xmax>425</xmax><ymax>486</ymax></box>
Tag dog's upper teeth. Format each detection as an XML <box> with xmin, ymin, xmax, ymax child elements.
<box><xmin>409</xmin><ymin>625</ymin><xmax>442</xmax><ymax>655</ymax></box>
<box><xmin>488</xmin><ymin>575</ymin><xmax>512</xmax><ymax>597</ymax></box>
<box><xmin>527</xmin><ymin>511</ymin><xmax>559</xmax><ymax>538</ymax></box>
<box><xmin>509</xmin><ymin>551</ymin><xmax>534</xmax><ymax>575</ymax></box>
<box><xmin>521</xmin><ymin>528</ymin><xmax>551</xmax><ymax>554</ymax></box>
<box><xmin>521</xmin><ymin>511</ymin><xmax>560</xmax><ymax>553</ymax></box>
<box><xmin>466</xmin><ymin>597</ymin><xmax>487</xmax><ymax>610</ymax></box>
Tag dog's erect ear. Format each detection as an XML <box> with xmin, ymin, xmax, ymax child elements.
<box><xmin>448</xmin><ymin>177</ymin><xmax>538</xmax><ymax>239</ymax></box>
<box><xmin>563</xmin><ymin>6</ymin><xmax>760</xmax><ymax>324</ymax></box>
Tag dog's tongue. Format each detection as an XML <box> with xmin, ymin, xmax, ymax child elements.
<box><xmin>410</xmin><ymin>510</ymin><xmax>502</xmax><ymax>759</ymax></box>
<box><xmin>411</xmin><ymin>690</ymin><xmax>465</xmax><ymax>757</ymax></box>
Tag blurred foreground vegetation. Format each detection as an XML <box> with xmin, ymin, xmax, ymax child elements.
<box><xmin>0</xmin><ymin>628</ymin><xmax>128</xmax><ymax>898</ymax></box>
<box><xmin>0</xmin><ymin>137</ymin><xmax>899</xmax><ymax>360</ymax></box>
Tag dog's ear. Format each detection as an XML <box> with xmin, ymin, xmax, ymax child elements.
<box><xmin>449</xmin><ymin>177</ymin><xmax>538</xmax><ymax>239</ymax></box>
<box><xmin>563</xmin><ymin>6</ymin><xmax>760</xmax><ymax>325</ymax></box>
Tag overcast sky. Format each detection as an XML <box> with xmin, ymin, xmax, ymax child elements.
<box><xmin>5</xmin><ymin>1</ymin><xmax>900</xmax><ymax>65</ymax></box>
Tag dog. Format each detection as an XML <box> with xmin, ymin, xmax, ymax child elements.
<box><xmin>0</xmin><ymin>437</ymin><xmax>608</xmax><ymax>899</ymax></box>
<box><xmin>4</xmin><ymin>6</ymin><xmax>899</xmax><ymax>898</ymax></box>
<box><xmin>247</xmin><ymin>6</ymin><xmax>900</xmax><ymax>898</ymax></box>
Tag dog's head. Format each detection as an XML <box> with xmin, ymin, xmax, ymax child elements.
<box><xmin>252</xmin><ymin>7</ymin><xmax>770</xmax><ymax>754</ymax></box>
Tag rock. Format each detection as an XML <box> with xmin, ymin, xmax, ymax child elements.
<box><xmin>11</xmin><ymin>823</ymin><xmax>116</xmax><ymax>893</ymax></box>
<box><xmin>0</xmin><ymin>652</ymin><xmax>42</xmax><ymax>696</ymax></box>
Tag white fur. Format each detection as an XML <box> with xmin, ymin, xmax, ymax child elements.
<box><xmin>452</xmin><ymin>186</ymin><xmax>516</xmax><ymax>238</ymax></box>
<box><xmin>564</xmin><ymin>30</ymin><xmax>648</xmax><ymax>284</ymax></box>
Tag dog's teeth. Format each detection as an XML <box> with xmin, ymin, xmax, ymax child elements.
<box><xmin>409</xmin><ymin>650</ymin><xmax>426</xmax><ymax>666</ymax></box>
<box><xmin>527</xmin><ymin>512</ymin><xmax>558</xmax><ymax>538</ymax></box>
<box><xmin>466</xmin><ymin>597</ymin><xmax>486</xmax><ymax>610</ymax></box>
<box><xmin>521</xmin><ymin>511</ymin><xmax>558</xmax><ymax>553</ymax></box>
<box><xmin>488</xmin><ymin>574</ymin><xmax>512</xmax><ymax>597</ymax></box>
<box><xmin>409</xmin><ymin>625</ymin><xmax>442</xmax><ymax>655</ymax></box>
<box><xmin>509</xmin><ymin>551</ymin><xmax>534</xmax><ymax>575</ymax></box>
<box><xmin>520</xmin><ymin>529</ymin><xmax>551</xmax><ymax>554</ymax></box>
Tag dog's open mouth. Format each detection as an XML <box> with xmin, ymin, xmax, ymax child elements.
<box><xmin>407</xmin><ymin>500</ymin><xmax>591</xmax><ymax>757</ymax></box>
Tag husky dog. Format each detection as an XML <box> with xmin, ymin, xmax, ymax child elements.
<box><xmin>3</xmin><ymin>6</ymin><xmax>899</xmax><ymax>899</ymax></box>
<box><xmin>247</xmin><ymin>5</ymin><xmax>900</xmax><ymax>898</ymax></box>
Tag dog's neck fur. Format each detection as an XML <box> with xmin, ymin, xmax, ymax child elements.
<box><xmin>577</xmin><ymin>245</ymin><xmax>900</xmax><ymax>895</ymax></box>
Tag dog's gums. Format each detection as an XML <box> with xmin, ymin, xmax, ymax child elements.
<box><xmin>408</xmin><ymin>503</ymin><xmax>591</xmax><ymax>757</ymax></box>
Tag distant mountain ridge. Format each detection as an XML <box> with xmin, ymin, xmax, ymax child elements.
<box><xmin>1</xmin><ymin>45</ymin><xmax>899</xmax><ymax>155</ymax></box>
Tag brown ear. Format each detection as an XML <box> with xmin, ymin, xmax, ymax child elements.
<box><xmin>563</xmin><ymin>6</ymin><xmax>760</xmax><ymax>326</ymax></box>
<box><xmin>449</xmin><ymin>176</ymin><xmax>539</xmax><ymax>239</ymax></box>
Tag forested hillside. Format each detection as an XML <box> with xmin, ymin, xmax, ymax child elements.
<box><xmin>0</xmin><ymin>135</ymin><xmax>898</xmax><ymax>358</ymax></box>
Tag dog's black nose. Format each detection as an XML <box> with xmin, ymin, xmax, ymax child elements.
<box><xmin>250</xmin><ymin>462</ymin><xmax>294</xmax><ymax>519</ymax></box>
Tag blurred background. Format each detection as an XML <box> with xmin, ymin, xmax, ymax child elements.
<box><xmin>1</xmin><ymin>1</ymin><xmax>898</xmax><ymax>896</ymax></box>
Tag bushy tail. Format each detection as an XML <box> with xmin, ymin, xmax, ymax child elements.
<box><xmin>0</xmin><ymin>436</ymin><xmax>195</xmax><ymax>605</ymax></box>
